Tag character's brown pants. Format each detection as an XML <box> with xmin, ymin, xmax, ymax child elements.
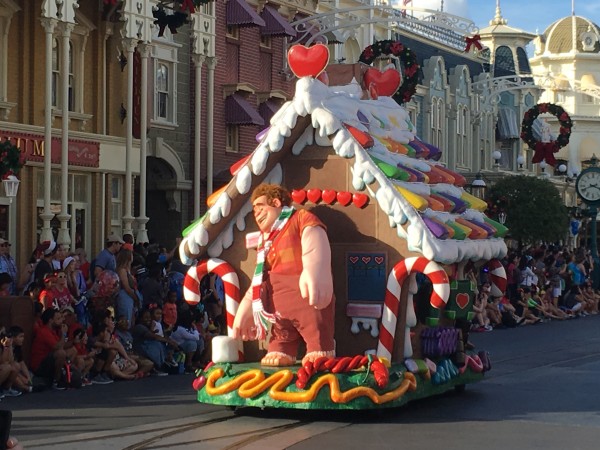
<box><xmin>265</xmin><ymin>272</ymin><xmax>335</xmax><ymax>358</ymax></box>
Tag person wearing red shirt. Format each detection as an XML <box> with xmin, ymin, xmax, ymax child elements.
<box><xmin>42</xmin><ymin>271</ymin><xmax>75</xmax><ymax>311</ymax></box>
<box><xmin>30</xmin><ymin>309</ymin><xmax>76</xmax><ymax>389</ymax></box>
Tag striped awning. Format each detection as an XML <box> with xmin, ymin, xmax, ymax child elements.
<box><xmin>260</xmin><ymin>5</ymin><xmax>296</xmax><ymax>37</ymax></box>
<box><xmin>226</xmin><ymin>0</ymin><xmax>265</xmax><ymax>28</ymax></box>
<box><xmin>258</xmin><ymin>99</ymin><xmax>282</xmax><ymax>123</ymax></box>
<box><xmin>225</xmin><ymin>94</ymin><xmax>265</xmax><ymax>126</ymax></box>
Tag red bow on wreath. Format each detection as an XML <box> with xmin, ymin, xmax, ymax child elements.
<box><xmin>532</xmin><ymin>141</ymin><xmax>559</xmax><ymax>166</ymax></box>
<box><xmin>180</xmin><ymin>0</ymin><xmax>196</xmax><ymax>13</ymax></box>
<box><xmin>464</xmin><ymin>34</ymin><xmax>483</xmax><ymax>52</ymax></box>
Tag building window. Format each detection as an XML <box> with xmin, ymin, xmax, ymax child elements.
<box><xmin>51</xmin><ymin>39</ymin><xmax>74</xmax><ymax>111</ymax></box>
<box><xmin>226</xmin><ymin>125</ymin><xmax>239</xmax><ymax>153</ymax></box>
<box><xmin>152</xmin><ymin>34</ymin><xmax>180</xmax><ymax>126</ymax></box>
<box><xmin>227</xmin><ymin>25</ymin><xmax>239</xmax><ymax>39</ymax></box>
<box><xmin>456</xmin><ymin>105</ymin><xmax>468</xmax><ymax>167</ymax></box>
<box><xmin>156</xmin><ymin>62</ymin><xmax>170</xmax><ymax>120</ymax></box>
<box><xmin>111</xmin><ymin>176</ymin><xmax>122</xmax><ymax>227</ymax></box>
<box><xmin>260</xmin><ymin>34</ymin><xmax>271</xmax><ymax>48</ymax></box>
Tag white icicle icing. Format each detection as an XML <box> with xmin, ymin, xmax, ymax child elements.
<box><xmin>215</xmin><ymin>191</ymin><xmax>231</xmax><ymax>219</ymax></box>
<box><xmin>183</xmin><ymin>75</ymin><xmax>507</xmax><ymax>264</ymax></box>
<box><xmin>236</xmin><ymin>166</ymin><xmax>252</xmax><ymax>195</ymax></box>
<box><xmin>250</xmin><ymin>144</ymin><xmax>270</xmax><ymax>176</ymax></box>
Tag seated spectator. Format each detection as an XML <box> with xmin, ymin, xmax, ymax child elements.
<box><xmin>581</xmin><ymin>282</ymin><xmax>599</xmax><ymax>314</ymax></box>
<box><xmin>472</xmin><ymin>285</ymin><xmax>492</xmax><ymax>331</ymax></box>
<box><xmin>515</xmin><ymin>288</ymin><xmax>542</xmax><ymax>325</ymax></box>
<box><xmin>170</xmin><ymin>311</ymin><xmax>204</xmax><ymax>373</ymax></box>
<box><xmin>0</xmin><ymin>272</ymin><xmax>13</xmax><ymax>296</ymax></box>
<box><xmin>0</xmin><ymin>328</ymin><xmax>21</xmax><ymax>397</ymax></box>
<box><xmin>486</xmin><ymin>295</ymin><xmax>504</xmax><ymax>328</ymax></box>
<box><xmin>29</xmin><ymin>308</ymin><xmax>77</xmax><ymax>390</ymax></box>
<box><xmin>561</xmin><ymin>286</ymin><xmax>584</xmax><ymax>316</ymax></box>
<box><xmin>163</xmin><ymin>290</ymin><xmax>178</xmax><ymax>330</ymax></box>
<box><xmin>537</xmin><ymin>290</ymin><xmax>570</xmax><ymax>320</ymax></box>
<box><xmin>132</xmin><ymin>309</ymin><xmax>179</xmax><ymax>375</ymax></box>
<box><xmin>5</xmin><ymin>326</ymin><xmax>33</xmax><ymax>393</ymax></box>
<box><xmin>150</xmin><ymin>306</ymin><xmax>177</xmax><ymax>368</ymax></box>
<box><xmin>114</xmin><ymin>315</ymin><xmax>153</xmax><ymax>376</ymax></box>
<box><xmin>88</xmin><ymin>313</ymin><xmax>117</xmax><ymax>385</ymax></box>
<box><xmin>96</xmin><ymin>322</ymin><xmax>139</xmax><ymax>381</ymax></box>
<box><xmin>71</xmin><ymin>329</ymin><xmax>96</xmax><ymax>385</ymax></box>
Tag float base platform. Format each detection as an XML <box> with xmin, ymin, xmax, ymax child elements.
<box><xmin>195</xmin><ymin>359</ymin><xmax>485</xmax><ymax>411</ymax></box>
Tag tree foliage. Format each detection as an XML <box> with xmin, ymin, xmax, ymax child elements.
<box><xmin>486</xmin><ymin>175</ymin><xmax>569</xmax><ymax>245</ymax></box>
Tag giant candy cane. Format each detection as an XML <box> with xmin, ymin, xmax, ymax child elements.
<box><xmin>485</xmin><ymin>258</ymin><xmax>507</xmax><ymax>298</ymax></box>
<box><xmin>377</xmin><ymin>257</ymin><xmax>450</xmax><ymax>362</ymax></box>
<box><xmin>183</xmin><ymin>258</ymin><xmax>240</xmax><ymax>338</ymax></box>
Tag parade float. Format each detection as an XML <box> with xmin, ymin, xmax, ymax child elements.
<box><xmin>179</xmin><ymin>42</ymin><xmax>508</xmax><ymax>410</ymax></box>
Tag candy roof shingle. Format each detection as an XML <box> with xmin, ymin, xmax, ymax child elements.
<box><xmin>181</xmin><ymin>77</ymin><xmax>507</xmax><ymax>265</ymax></box>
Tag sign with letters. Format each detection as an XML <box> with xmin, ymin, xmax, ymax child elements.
<box><xmin>0</xmin><ymin>130</ymin><xmax>100</xmax><ymax>168</ymax></box>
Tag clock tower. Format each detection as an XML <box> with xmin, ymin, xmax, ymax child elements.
<box><xmin>575</xmin><ymin>154</ymin><xmax>600</xmax><ymax>288</ymax></box>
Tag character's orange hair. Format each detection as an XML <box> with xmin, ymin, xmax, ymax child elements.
<box><xmin>251</xmin><ymin>183</ymin><xmax>292</xmax><ymax>207</ymax></box>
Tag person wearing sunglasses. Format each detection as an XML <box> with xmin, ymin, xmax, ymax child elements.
<box><xmin>41</xmin><ymin>270</ymin><xmax>75</xmax><ymax>311</ymax></box>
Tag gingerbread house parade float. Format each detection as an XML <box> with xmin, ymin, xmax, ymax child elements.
<box><xmin>179</xmin><ymin>41</ymin><xmax>508</xmax><ymax>410</ymax></box>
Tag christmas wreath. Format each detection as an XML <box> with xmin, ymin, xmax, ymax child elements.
<box><xmin>0</xmin><ymin>140</ymin><xmax>24</xmax><ymax>180</ymax></box>
<box><xmin>359</xmin><ymin>40</ymin><xmax>419</xmax><ymax>104</ymax></box>
<box><xmin>520</xmin><ymin>103</ymin><xmax>572</xmax><ymax>166</ymax></box>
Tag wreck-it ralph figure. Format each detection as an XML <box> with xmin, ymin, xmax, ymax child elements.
<box><xmin>232</xmin><ymin>184</ymin><xmax>335</xmax><ymax>366</ymax></box>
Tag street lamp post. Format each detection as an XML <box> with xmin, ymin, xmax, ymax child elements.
<box><xmin>470</xmin><ymin>173</ymin><xmax>487</xmax><ymax>200</ymax></box>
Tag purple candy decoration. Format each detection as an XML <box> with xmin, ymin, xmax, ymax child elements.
<box><xmin>357</xmin><ymin>110</ymin><xmax>370</xmax><ymax>128</ymax></box>
<box><xmin>436</xmin><ymin>192</ymin><xmax>468</xmax><ymax>214</ymax></box>
<box><xmin>397</xmin><ymin>163</ymin><xmax>426</xmax><ymax>182</ymax></box>
<box><xmin>471</xmin><ymin>220</ymin><xmax>496</xmax><ymax>238</ymax></box>
<box><xmin>255</xmin><ymin>126</ymin><xmax>270</xmax><ymax>142</ymax></box>
<box><xmin>423</xmin><ymin>216</ymin><xmax>448</xmax><ymax>239</ymax></box>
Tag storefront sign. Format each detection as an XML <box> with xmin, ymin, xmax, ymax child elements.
<box><xmin>0</xmin><ymin>130</ymin><xmax>100</xmax><ymax>167</ymax></box>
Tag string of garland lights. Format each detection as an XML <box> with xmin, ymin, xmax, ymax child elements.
<box><xmin>520</xmin><ymin>102</ymin><xmax>572</xmax><ymax>167</ymax></box>
<box><xmin>359</xmin><ymin>40</ymin><xmax>419</xmax><ymax>104</ymax></box>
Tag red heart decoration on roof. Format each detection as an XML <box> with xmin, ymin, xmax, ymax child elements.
<box><xmin>352</xmin><ymin>193</ymin><xmax>369</xmax><ymax>208</ymax></box>
<box><xmin>322</xmin><ymin>189</ymin><xmax>336</xmax><ymax>205</ymax></box>
<box><xmin>337</xmin><ymin>191</ymin><xmax>352</xmax><ymax>206</ymax></box>
<box><xmin>363</xmin><ymin>68</ymin><xmax>402</xmax><ymax>97</ymax></box>
<box><xmin>456</xmin><ymin>293</ymin><xmax>470</xmax><ymax>309</ymax></box>
<box><xmin>307</xmin><ymin>188</ymin><xmax>322</xmax><ymax>203</ymax></box>
<box><xmin>291</xmin><ymin>189</ymin><xmax>307</xmax><ymax>204</ymax></box>
<box><xmin>287</xmin><ymin>44</ymin><xmax>330</xmax><ymax>78</ymax></box>
<box><xmin>345</xmin><ymin>124</ymin><xmax>374</xmax><ymax>148</ymax></box>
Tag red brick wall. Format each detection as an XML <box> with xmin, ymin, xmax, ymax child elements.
<box><xmin>196</xmin><ymin>2</ymin><xmax>296</xmax><ymax>208</ymax></box>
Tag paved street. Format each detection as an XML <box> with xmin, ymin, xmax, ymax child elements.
<box><xmin>6</xmin><ymin>314</ymin><xmax>600</xmax><ymax>449</ymax></box>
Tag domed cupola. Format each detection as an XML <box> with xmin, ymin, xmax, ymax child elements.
<box><xmin>544</xmin><ymin>16</ymin><xmax>600</xmax><ymax>54</ymax></box>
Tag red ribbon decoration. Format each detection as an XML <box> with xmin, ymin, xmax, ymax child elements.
<box><xmin>464</xmin><ymin>34</ymin><xmax>483</xmax><ymax>52</ymax></box>
<box><xmin>532</xmin><ymin>141</ymin><xmax>559</xmax><ymax>166</ymax></box>
<box><xmin>180</xmin><ymin>0</ymin><xmax>196</xmax><ymax>13</ymax></box>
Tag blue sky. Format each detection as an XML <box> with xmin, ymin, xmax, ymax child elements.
<box><xmin>402</xmin><ymin>1</ymin><xmax>600</xmax><ymax>34</ymax></box>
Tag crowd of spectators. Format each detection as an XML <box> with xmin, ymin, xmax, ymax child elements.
<box><xmin>1</xmin><ymin>232</ymin><xmax>599</xmax><ymax>399</ymax></box>
<box><xmin>0</xmin><ymin>233</ymin><xmax>224</xmax><ymax>398</ymax></box>
<box><xmin>472</xmin><ymin>245</ymin><xmax>598</xmax><ymax>332</ymax></box>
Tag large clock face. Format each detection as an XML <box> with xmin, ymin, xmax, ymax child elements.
<box><xmin>577</xmin><ymin>169</ymin><xmax>600</xmax><ymax>203</ymax></box>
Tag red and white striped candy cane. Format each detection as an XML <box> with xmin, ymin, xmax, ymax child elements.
<box><xmin>485</xmin><ymin>258</ymin><xmax>507</xmax><ymax>298</ymax></box>
<box><xmin>377</xmin><ymin>257</ymin><xmax>450</xmax><ymax>362</ymax></box>
<box><xmin>183</xmin><ymin>258</ymin><xmax>240</xmax><ymax>337</ymax></box>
